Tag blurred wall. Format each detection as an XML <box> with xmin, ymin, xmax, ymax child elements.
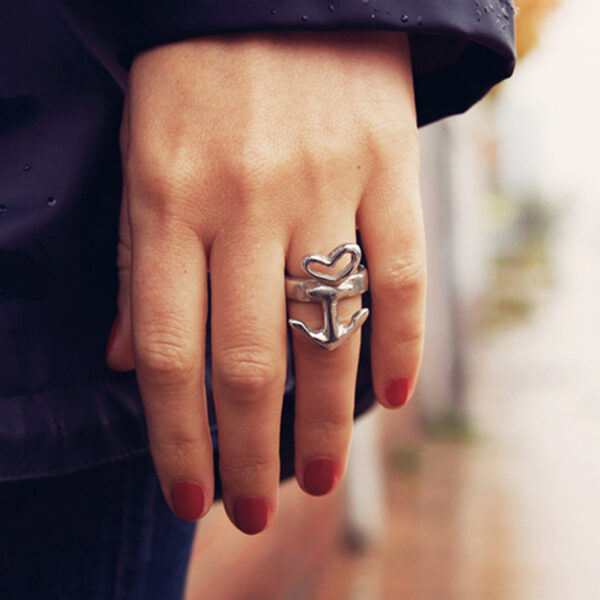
<box><xmin>417</xmin><ymin>107</ymin><xmax>495</xmax><ymax>418</ymax></box>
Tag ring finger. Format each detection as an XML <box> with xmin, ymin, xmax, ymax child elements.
<box><xmin>287</xmin><ymin>214</ymin><xmax>363</xmax><ymax>496</ymax></box>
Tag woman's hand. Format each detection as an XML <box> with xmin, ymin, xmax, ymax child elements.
<box><xmin>106</xmin><ymin>30</ymin><xmax>425</xmax><ymax>534</ymax></box>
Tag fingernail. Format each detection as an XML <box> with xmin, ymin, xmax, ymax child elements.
<box><xmin>105</xmin><ymin>314</ymin><xmax>120</xmax><ymax>360</ymax></box>
<box><xmin>385</xmin><ymin>377</ymin><xmax>410</xmax><ymax>407</ymax></box>
<box><xmin>303</xmin><ymin>458</ymin><xmax>338</xmax><ymax>496</ymax></box>
<box><xmin>171</xmin><ymin>481</ymin><xmax>205</xmax><ymax>522</ymax></box>
<box><xmin>234</xmin><ymin>498</ymin><xmax>269</xmax><ymax>535</ymax></box>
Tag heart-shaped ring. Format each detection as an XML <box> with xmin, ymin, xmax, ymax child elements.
<box><xmin>286</xmin><ymin>242</ymin><xmax>369</xmax><ymax>350</ymax></box>
<box><xmin>302</xmin><ymin>243</ymin><xmax>362</xmax><ymax>284</ymax></box>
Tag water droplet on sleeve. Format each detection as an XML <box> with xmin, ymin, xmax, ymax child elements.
<box><xmin>0</xmin><ymin>204</ymin><xmax>7</xmax><ymax>216</ymax></box>
<box><xmin>47</xmin><ymin>196</ymin><xmax>56</xmax><ymax>206</ymax></box>
<box><xmin>401</xmin><ymin>14</ymin><xmax>409</xmax><ymax>23</ymax></box>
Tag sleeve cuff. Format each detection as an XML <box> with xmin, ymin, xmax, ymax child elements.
<box><xmin>119</xmin><ymin>0</ymin><xmax>516</xmax><ymax>126</ymax></box>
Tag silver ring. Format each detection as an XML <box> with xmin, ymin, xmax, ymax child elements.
<box><xmin>285</xmin><ymin>243</ymin><xmax>369</xmax><ymax>350</ymax></box>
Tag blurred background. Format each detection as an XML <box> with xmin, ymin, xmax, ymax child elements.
<box><xmin>184</xmin><ymin>1</ymin><xmax>600</xmax><ymax>597</ymax></box>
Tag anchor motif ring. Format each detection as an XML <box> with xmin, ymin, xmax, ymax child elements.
<box><xmin>285</xmin><ymin>243</ymin><xmax>369</xmax><ymax>350</ymax></box>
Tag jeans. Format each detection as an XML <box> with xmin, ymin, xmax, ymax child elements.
<box><xmin>0</xmin><ymin>452</ymin><xmax>197</xmax><ymax>599</ymax></box>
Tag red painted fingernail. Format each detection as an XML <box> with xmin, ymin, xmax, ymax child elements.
<box><xmin>303</xmin><ymin>458</ymin><xmax>338</xmax><ymax>496</ymax></box>
<box><xmin>105</xmin><ymin>314</ymin><xmax>120</xmax><ymax>359</ymax></box>
<box><xmin>385</xmin><ymin>377</ymin><xmax>410</xmax><ymax>407</ymax></box>
<box><xmin>171</xmin><ymin>481</ymin><xmax>205</xmax><ymax>522</ymax></box>
<box><xmin>234</xmin><ymin>498</ymin><xmax>269</xmax><ymax>535</ymax></box>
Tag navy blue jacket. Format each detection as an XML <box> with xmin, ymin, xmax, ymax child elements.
<box><xmin>0</xmin><ymin>0</ymin><xmax>515</xmax><ymax>488</ymax></box>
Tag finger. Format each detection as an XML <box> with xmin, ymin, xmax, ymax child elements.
<box><xmin>106</xmin><ymin>97</ymin><xmax>136</xmax><ymax>371</ymax></box>
<box><xmin>130</xmin><ymin>210</ymin><xmax>213</xmax><ymax>522</ymax></box>
<box><xmin>106</xmin><ymin>189</ymin><xmax>135</xmax><ymax>371</ymax></box>
<box><xmin>210</xmin><ymin>229</ymin><xmax>287</xmax><ymax>535</ymax></box>
<box><xmin>287</xmin><ymin>213</ymin><xmax>362</xmax><ymax>497</ymax></box>
<box><xmin>357</xmin><ymin>156</ymin><xmax>426</xmax><ymax>409</ymax></box>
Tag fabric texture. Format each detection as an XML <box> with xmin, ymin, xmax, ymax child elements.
<box><xmin>0</xmin><ymin>0</ymin><xmax>516</xmax><ymax>485</ymax></box>
<box><xmin>0</xmin><ymin>452</ymin><xmax>196</xmax><ymax>599</ymax></box>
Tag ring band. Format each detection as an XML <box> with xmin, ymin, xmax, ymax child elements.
<box><xmin>284</xmin><ymin>243</ymin><xmax>369</xmax><ymax>350</ymax></box>
<box><xmin>285</xmin><ymin>265</ymin><xmax>368</xmax><ymax>303</ymax></box>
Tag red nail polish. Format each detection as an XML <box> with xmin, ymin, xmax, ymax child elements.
<box><xmin>303</xmin><ymin>458</ymin><xmax>338</xmax><ymax>496</ymax></box>
<box><xmin>234</xmin><ymin>498</ymin><xmax>269</xmax><ymax>535</ymax></box>
<box><xmin>171</xmin><ymin>481</ymin><xmax>205</xmax><ymax>522</ymax></box>
<box><xmin>385</xmin><ymin>377</ymin><xmax>410</xmax><ymax>407</ymax></box>
<box><xmin>105</xmin><ymin>314</ymin><xmax>120</xmax><ymax>359</ymax></box>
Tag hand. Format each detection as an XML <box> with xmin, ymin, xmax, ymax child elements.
<box><xmin>106</xmin><ymin>30</ymin><xmax>425</xmax><ymax>534</ymax></box>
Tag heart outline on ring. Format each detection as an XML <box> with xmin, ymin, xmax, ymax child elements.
<box><xmin>302</xmin><ymin>243</ymin><xmax>361</xmax><ymax>283</ymax></box>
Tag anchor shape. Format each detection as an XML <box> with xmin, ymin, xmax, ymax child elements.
<box><xmin>288</xmin><ymin>244</ymin><xmax>369</xmax><ymax>350</ymax></box>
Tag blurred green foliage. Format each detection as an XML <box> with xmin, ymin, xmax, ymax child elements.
<box><xmin>478</xmin><ymin>191</ymin><xmax>558</xmax><ymax>331</ymax></box>
<box><xmin>389</xmin><ymin>444</ymin><xmax>422</xmax><ymax>476</ymax></box>
<box><xmin>425</xmin><ymin>410</ymin><xmax>478</xmax><ymax>443</ymax></box>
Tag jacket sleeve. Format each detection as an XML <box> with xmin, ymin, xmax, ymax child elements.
<box><xmin>60</xmin><ymin>0</ymin><xmax>516</xmax><ymax>126</ymax></box>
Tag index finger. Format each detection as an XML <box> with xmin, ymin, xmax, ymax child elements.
<box><xmin>130</xmin><ymin>206</ymin><xmax>214</xmax><ymax>522</ymax></box>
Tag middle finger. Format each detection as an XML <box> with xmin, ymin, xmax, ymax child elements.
<box><xmin>210</xmin><ymin>228</ymin><xmax>287</xmax><ymax>535</ymax></box>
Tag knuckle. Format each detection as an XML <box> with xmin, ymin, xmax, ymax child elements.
<box><xmin>137</xmin><ymin>336</ymin><xmax>197</xmax><ymax>381</ymax></box>
<box><xmin>297</xmin><ymin>411</ymin><xmax>349</xmax><ymax>447</ymax></box>
<box><xmin>395</xmin><ymin>327</ymin><xmax>425</xmax><ymax>352</ymax></box>
<box><xmin>219</xmin><ymin>452</ymin><xmax>277</xmax><ymax>479</ymax></box>
<box><xmin>215</xmin><ymin>346</ymin><xmax>281</xmax><ymax>397</ymax></box>
<box><xmin>125</xmin><ymin>149</ymin><xmax>198</xmax><ymax>214</ymax></box>
<box><xmin>153</xmin><ymin>432</ymin><xmax>207</xmax><ymax>464</ymax></box>
<box><xmin>116</xmin><ymin>238</ymin><xmax>132</xmax><ymax>271</ymax></box>
<box><xmin>366</xmin><ymin>117</ymin><xmax>420</xmax><ymax>171</ymax></box>
<box><xmin>229</xmin><ymin>138</ymin><xmax>295</xmax><ymax>197</ymax></box>
<box><xmin>375</xmin><ymin>253</ymin><xmax>426</xmax><ymax>301</ymax></box>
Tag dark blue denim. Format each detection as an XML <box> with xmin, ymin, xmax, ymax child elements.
<box><xmin>0</xmin><ymin>452</ymin><xmax>196</xmax><ymax>600</ymax></box>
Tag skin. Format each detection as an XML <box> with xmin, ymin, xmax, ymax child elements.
<box><xmin>106</xmin><ymin>30</ymin><xmax>426</xmax><ymax>533</ymax></box>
